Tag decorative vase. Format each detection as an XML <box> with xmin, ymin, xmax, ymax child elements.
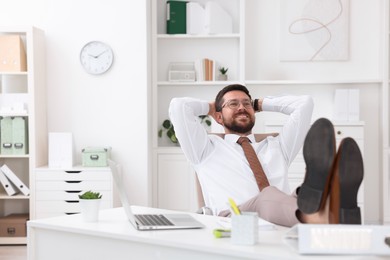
<box><xmin>218</xmin><ymin>74</ymin><xmax>228</xmax><ymax>81</ymax></box>
<box><xmin>79</xmin><ymin>199</ymin><xmax>101</xmax><ymax>222</ymax></box>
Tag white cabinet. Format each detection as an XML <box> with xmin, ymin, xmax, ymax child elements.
<box><xmin>155</xmin><ymin>149</ymin><xmax>198</xmax><ymax>212</ymax></box>
<box><xmin>0</xmin><ymin>27</ymin><xmax>46</xmax><ymax>245</ymax></box>
<box><xmin>265</xmin><ymin>121</ymin><xmax>365</xmax><ymax>218</ymax></box>
<box><xmin>35</xmin><ymin>166</ymin><xmax>113</xmax><ymax>219</ymax></box>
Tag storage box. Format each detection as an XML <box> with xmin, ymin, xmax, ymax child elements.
<box><xmin>0</xmin><ymin>213</ymin><xmax>29</xmax><ymax>237</ymax></box>
<box><xmin>82</xmin><ymin>147</ymin><xmax>111</xmax><ymax>167</ymax></box>
<box><xmin>0</xmin><ymin>35</ymin><xmax>27</xmax><ymax>72</ymax></box>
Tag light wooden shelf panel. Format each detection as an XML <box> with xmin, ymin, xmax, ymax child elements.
<box><xmin>0</xmin><ymin>236</ymin><xmax>26</xmax><ymax>245</ymax></box>
<box><xmin>0</xmin><ymin>72</ymin><xmax>27</xmax><ymax>76</ymax></box>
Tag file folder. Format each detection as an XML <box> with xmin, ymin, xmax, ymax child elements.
<box><xmin>1</xmin><ymin>164</ymin><xmax>29</xmax><ymax>196</ymax></box>
<box><xmin>0</xmin><ymin>170</ymin><xmax>17</xmax><ymax>196</ymax></box>
<box><xmin>0</xmin><ymin>117</ymin><xmax>13</xmax><ymax>155</ymax></box>
<box><xmin>167</xmin><ymin>1</ymin><xmax>187</xmax><ymax>34</ymax></box>
<box><xmin>12</xmin><ymin>117</ymin><xmax>28</xmax><ymax>155</ymax></box>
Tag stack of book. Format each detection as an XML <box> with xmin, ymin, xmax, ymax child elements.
<box><xmin>195</xmin><ymin>58</ymin><xmax>216</xmax><ymax>81</ymax></box>
<box><xmin>0</xmin><ymin>164</ymin><xmax>29</xmax><ymax>196</ymax></box>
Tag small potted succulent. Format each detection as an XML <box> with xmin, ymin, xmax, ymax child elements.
<box><xmin>218</xmin><ymin>67</ymin><xmax>229</xmax><ymax>81</ymax></box>
<box><xmin>78</xmin><ymin>191</ymin><xmax>102</xmax><ymax>222</ymax></box>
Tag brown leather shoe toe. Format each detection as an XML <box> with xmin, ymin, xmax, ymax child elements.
<box><xmin>329</xmin><ymin>137</ymin><xmax>364</xmax><ymax>224</ymax></box>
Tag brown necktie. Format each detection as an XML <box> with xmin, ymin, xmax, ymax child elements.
<box><xmin>237</xmin><ymin>137</ymin><xmax>270</xmax><ymax>191</ymax></box>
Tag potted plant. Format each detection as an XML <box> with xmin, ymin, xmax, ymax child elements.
<box><xmin>158</xmin><ymin>116</ymin><xmax>212</xmax><ymax>145</ymax></box>
<box><xmin>78</xmin><ymin>190</ymin><xmax>102</xmax><ymax>222</ymax></box>
<box><xmin>218</xmin><ymin>67</ymin><xmax>229</xmax><ymax>81</ymax></box>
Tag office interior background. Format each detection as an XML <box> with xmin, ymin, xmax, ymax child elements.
<box><xmin>0</xmin><ymin>0</ymin><xmax>386</xmax><ymax>225</ymax></box>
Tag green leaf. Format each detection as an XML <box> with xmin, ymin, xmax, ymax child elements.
<box><xmin>158</xmin><ymin>129</ymin><xmax>163</xmax><ymax>137</ymax></box>
<box><xmin>205</xmin><ymin>119</ymin><xmax>211</xmax><ymax>126</ymax></box>
<box><xmin>162</xmin><ymin>119</ymin><xmax>171</xmax><ymax>129</ymax></box>
<box><xmin>170</xmin><ymin>135</ymin><xmax>178</xmax><ymax>143</ymax></box>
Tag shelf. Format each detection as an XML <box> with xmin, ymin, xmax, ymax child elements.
<box><xmin>157</xmin><ymin>34</ymin><xmax>240</xmax><ymax>39</ymax></box>
<box><xmin>157</xmin><ymin>80</ymin><xmax>241</xmax><ymax>86</ymax></box>
<box><xmin>0</xmin><ymin>236</ymin><xmax>26</xmax><ymax>245</ymax></box>
<box><xmin>0</xmin><ymin>155</ymin><xmax>29</xmax><ymax>159</ymax></box>
<box><xmin>0</xmin><ymin>192</ymin><xmax>29</xmax><ymax>199</ymax></box>
<box><xmin>0</xmin><ymin>72</ymin><xmax>27</xmax><ymax>76</ymax></box>
<box><xmin>245</xmin><ymin>79</ymin><xmax>382</xmax><ymax>85</ymax></box>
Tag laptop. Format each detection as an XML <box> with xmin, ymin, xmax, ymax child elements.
<box><xmin>108</xmin><ymin>160</ymin><xmax>205</xmax><ymax>230</ymax></box>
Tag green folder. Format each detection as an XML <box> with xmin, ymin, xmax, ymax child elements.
<box><xmin>12</xmin><ymin>117</ymin><xmax>28</xmax><ymax>155</ymax></box>
<box><xmin>0</xmin><ymin>117</ymin><xmax>13</xmax><ymax>155</ymax></box>
<box><xmin>167</xmin><ymin>1</ymin><xmax>187</xmax><ymax>34</ymax></box>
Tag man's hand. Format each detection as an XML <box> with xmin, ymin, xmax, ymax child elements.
<box><xmin>208</xmin><ymin>102</ymin><xmax>219</xmax><ymax>123</ymax></box>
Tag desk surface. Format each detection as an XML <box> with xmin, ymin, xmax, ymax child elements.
<box><xmin>27</xmin><ymin>207</ymin><xmax>384</xmax><ymax>260</ymax></box>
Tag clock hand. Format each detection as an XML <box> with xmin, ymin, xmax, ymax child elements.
<box><xmin>88</xmin><ymin>50</ymin><xmax>108</xmax><ymax>59</ymax></box>
<box><xmin>95</xmin><ymin>50</ymin><xmax>108</xmax><ymax>58</ymax></box>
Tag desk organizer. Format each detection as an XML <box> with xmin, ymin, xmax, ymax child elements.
<box><xmin>231</xmin><ymin>212</ymin><xmax>258</xmax><ymax>245</ymax></box>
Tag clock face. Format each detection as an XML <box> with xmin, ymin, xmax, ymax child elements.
<box><xmin>80</xmin><ymin>41</ymin><xmax>114</xmax><ymax>75</ymax></box>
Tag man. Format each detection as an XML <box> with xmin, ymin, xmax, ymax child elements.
<box><xmin>169</xmin><ymin>84</ymin><xmax>363</xmax><ymax>227</ymax></box>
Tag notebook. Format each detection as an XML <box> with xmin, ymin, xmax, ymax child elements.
<box><xmin>108</xmin><ymin>160</ymin><xmax>205</xmax><ymax>230</ymax></box>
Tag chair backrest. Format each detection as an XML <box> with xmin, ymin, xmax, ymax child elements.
<box><xmin>195</xmin><ymin>132</ymin><xmax>279</xmax><ymax>209</ymax></box>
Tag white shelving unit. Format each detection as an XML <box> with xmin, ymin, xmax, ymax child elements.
<box><xmin>0</xmin><ymin>26</ymin><xmax>46</xmax><ymax>244</ymax></box>
<box><xmin>150</xmin><ymin>0</ymin><xmax>245</xmax><ymax>210</ymax></box>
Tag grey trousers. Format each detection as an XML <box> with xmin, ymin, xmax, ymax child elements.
<box><xmin>218</xmin><ymin>186</ymin><xmax>300</xmax><ymax>227</ymax></box>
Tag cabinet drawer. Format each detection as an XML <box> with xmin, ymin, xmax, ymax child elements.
<box><xmin>35</xmin><ymin>190</ymin><xmax>112</xmax><ymax>201</ymax></box>
<box><xmin>334</xmin><ymin>126</ymin><xmax>363</xmax><ymax>140</ymax></box>
<box><xmin>35</xmin><ymin>169</ymin><xmax>111</xmax><ymax>181</ymax></box>
<box><xmin>36</xmin><ymin>180</ymin><xmax>111</xmax><ymax>191</ymax></box>
<box><xmin>35</xmin><ymin>200</ymin><xmax>112</xmax><ymax>213</ymax></box>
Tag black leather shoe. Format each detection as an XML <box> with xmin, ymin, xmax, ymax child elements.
<box><xmin>297</xmin><ymin>118</ymin><xmax>336</xmax><ymax>214</ymax></box>
<box><xmin>329</xmin><ymin>137</ymin><xmax>363</xmax><ymax>224</ymax></box>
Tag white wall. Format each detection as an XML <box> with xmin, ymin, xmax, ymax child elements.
<box><xmin>0</xmin><ymin>0</ymin><xmax>149</xmax><ymax>206</ymax></box>
<box><xmin>244</xmin><ymin>0</ymin><xmax>382</xmax><ymax>223</ymax></box>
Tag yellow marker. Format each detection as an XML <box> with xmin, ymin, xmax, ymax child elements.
<box><xmin>228</xmin><ymin>198</ymin><xmax>241</xmax><ymax>215</ymax></box>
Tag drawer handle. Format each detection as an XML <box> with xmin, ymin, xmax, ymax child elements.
<box><xmin>65</xmin><ymin>200</ymin><xmax>79</xmax><ymax>203</ymax></box>
<box><xmin>65</xmin><ymin>190</ymin><xmax>82</xmax><ymax>193</ymax></box>
<box><xmin>65</xmin><ymin>212</ymin><xmax>79</xmax><ymax>215</ymax></box>
<box><xmin>337</xmin><ymin>131</ymin><xmax>342</xmax><ymax>135</ymax></box>
<box><xmin>2</xmin><ymin>143</ymin><xmax>12</xmax><ymax>148</ymax></box>
<box><xmin>65</xmin><ymin>171</ymin><xmax>82</xmax><ymax>174</ymax></box>
<box><xmin>65</xmin><ymin>181</ymin><xmax>82</xmax><ymax>183</ymax></box>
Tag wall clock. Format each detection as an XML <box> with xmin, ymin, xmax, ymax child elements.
<box><xmin>80</xmin><ymin>41</ymin><xmax>114</xmax><ymax>75</ymax></box>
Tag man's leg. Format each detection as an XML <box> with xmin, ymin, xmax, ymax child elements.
<box><xmin>219</xmin><ymin>186</ymin><xmax>300</xmax><ymax>227</ymax></box>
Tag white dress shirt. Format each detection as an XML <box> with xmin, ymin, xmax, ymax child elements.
<box><xmin>169</xmin><ymin>95</ymin><xmax>314</xmax><ymax>215</ymax></box>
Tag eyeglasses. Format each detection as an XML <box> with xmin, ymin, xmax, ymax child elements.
<box><xmin>222</xmin><ymin>99</ymin><xmax>253</xmax><ymax>110</ymax></box>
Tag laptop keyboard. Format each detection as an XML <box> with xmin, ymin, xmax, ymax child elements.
<box><xmin>135</xmin><ymin>214</ymin><xmax>174</xmax><ymax>226</ymax></box>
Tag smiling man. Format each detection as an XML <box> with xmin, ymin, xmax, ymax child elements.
<box><xmin>169</xmin><ymin>84</ymin><xmax>363</xmax><ymax>226</ymax></box>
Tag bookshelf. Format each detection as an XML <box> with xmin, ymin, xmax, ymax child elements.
<box><xmin>0</xmin><ymin>26</ymin><xmax>46</xmax><ymax>244</ymax></box>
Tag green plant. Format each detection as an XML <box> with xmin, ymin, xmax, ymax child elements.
<box><xmin>158</xmin><ymin>116</ymin><xmax>212</xmax><ymax>144</ymax></box>
<box><xmin>78</xmin><ymin>191</ymin><xmax>102</xmax><ymax>199</ymax></box>
<box><xmin>219</xmin><ymin>67</ymin><xmax>228</xmax><ymax>75</ymax></box>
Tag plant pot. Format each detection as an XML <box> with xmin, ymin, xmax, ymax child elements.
<box><xmin>218</xmin><ymin>74</ymin><xmax>228</xmax><ymax>81</ymax></box>
<box><xmin>79</xmin><ymin>199</ymin><xmax>101</xmax><ymax>222</ymax></box>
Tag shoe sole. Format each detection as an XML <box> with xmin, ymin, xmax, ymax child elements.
<box><xmin>330</xmin><ymin>137</ymin><xmax>363</xmax><ymax>224</ymax></box>
<box><xmin>298</xmin><ymin>118</ymin><xmax>336</xmax><ymax>214</ymax></box>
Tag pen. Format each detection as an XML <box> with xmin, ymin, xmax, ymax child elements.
<box><xmin>228</xmin><ymin>198</ymin><xmax>241</xmax><ymax>215</ymax></box>
<box><xmin>213</xmin><ymin>228</ymin><xmax>231</xmax><ymax>238</ymax></box>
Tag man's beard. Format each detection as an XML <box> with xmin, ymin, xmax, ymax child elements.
<box><xmin>223</xmin><ymin>112</ymin><xmax>255</xmax><ymax>134</ymax></box>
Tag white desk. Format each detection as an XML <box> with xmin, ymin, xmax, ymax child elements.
<box><xmin>27</xmin><ymin>207</ymin><xmax>382</xmax><ymax>260</ymax></box>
